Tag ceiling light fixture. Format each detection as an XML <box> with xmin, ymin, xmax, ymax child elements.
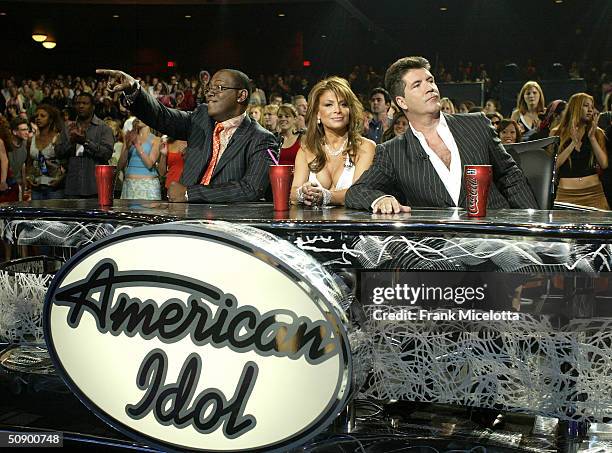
<box><xmin>440</xmin><ymin>7</ymin><xmax>448</xmax><ymax>11</ymax></box>
<box><xmin>184</xmin><ymin>15</ymin><xmax>191</xmax><ymax>18</ymax></box>
<box><xmin>32</xmin><ymin>33</ymin><xmax>48</xmax><ymax>42</ymax></box>
<box><xmin>278</xmin><ymin>13</ymin><xmax>285</xmax><ymax>17</ymax></box>
<box><xmin>42</xmin><ymin>40</ymin><xmax>56</xmax><ymax>49</ymax></box>
<box><xmin>112</xmin><ymin>14</ymin><xmax>120</xmax><ymax>18</ymax></box>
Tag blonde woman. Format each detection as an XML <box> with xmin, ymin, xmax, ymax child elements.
<box><xmin>290</xmin><ymin>76</ymin><xmax>375</xmax><ymax>206</ymax></box>
<box><xmin>511</xmin><ymin>81</ymin><xmax>545</xmax><ymax>133</ymax></box>
<box><xmin>440</xmin><ymin>97</ymin><xmax>456</xmax><ymax>114</ymax></box>
<box><xmin>262</xmin><ymin>104</ymin><xmax>279</xmax><ymax>132</ymax></box>
<box><xmin>246</xmin><ymin>104</ymin><xmax>263</xmax><ymax>125</ymax></box>
<box><xmin>552</xmin><ymin>92</ymin><xmax>608</xmax><ymax>209</ymax></box>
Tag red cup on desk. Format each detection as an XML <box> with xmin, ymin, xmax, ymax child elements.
<box><xmin>95</xmin><ymin>165</ymin><xmax>116</xmax><ymax>207</ymax></box>
<box><xmin>464</xmin><ymin>164</ymin><xmax>492</xmax><ymax>217</ymax></box>
<box><xmin>269</xmin><ymin>165</ymin><xmax>294</xmax><ymax>211</ymax></box>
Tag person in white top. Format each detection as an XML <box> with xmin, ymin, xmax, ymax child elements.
<box><xmin>290</xmin><ymin>76</ymin><xmax>375</xmax><ymax>207</ymax></box>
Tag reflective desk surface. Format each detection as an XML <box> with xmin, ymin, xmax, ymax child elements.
<box><xmin>3</xmin><ymin>199</ymin><xmax>612</xmax><ymax>237</ymax></box>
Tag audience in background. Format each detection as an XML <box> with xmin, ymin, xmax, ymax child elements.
<box><xmin>552</xmin><ymin>93</ymin><xmax>608</xmax><ymax>209</ymax></box>
<box><xmin>381</xmin><ymin>111</ymin><xmax>409</xmax><ymax>142</ymax></box>
<box><xmin>511</xmin><ymin>81</ymin><xmax>546</xmax><ymax>133</ymax></box>
<box><xmin>498</xmin><ymin>119</ymin><xmax>522</xmax><ymax>144</ymax></box>
<box><xmin>157</xmin><ymin>136</ymin><xmax>187</xmax><ymax>199</ymax></box>
<box><xmin>246</xmin><ymin>104</ymin><xmax>263</xmax><ymax>125</ymax></box>
<box><xmin>365</xmin><ymin>87</ymin><xmax>392</xmax><ymax>144</ymax></box>
<box><xmin>262</xmin><ymin>104</ymin><xmax>279</xmax><ymax>133</ymax></box>
<box><xmin>0</xmin><ymin>118</ymin><xmax>18</xmax><ymax>202</ymax></box>
<box><xmin>277</xmin><ymin>103</ymin><xmax>302</xmax><ymax>165</ymax></box>
<box><xmin>440</xmin><ymin>97</ymin><xmax>456</xmax><ymax>114</ymax></box>
<box><xmin>118</xmin><ymin>119</ymin><xmax>161</xmax><ymax>200</ymax></box>
<box><xmin>27</xmin><ymin>104</ymin><xmax>65</xmax><ymax>200</ymax></box>
<box><xmin>485</xmin><ymin>112</ymin><xmax>503</xmax><ymax>130</ymax></box>
<box><xmin>457</xmin><ymin>100</ymin><xmax>475</xmax><ymax>113</ymax></box>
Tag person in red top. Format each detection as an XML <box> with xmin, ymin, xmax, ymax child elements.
<box><xmin>157</xmin><ymin>135</ymin><xmax>187</xmax><ymax>195</ymax></box>
<box><xmin>277</xmin><ymin>104</ymin><xmax>302</xmax><ymax>165</ymax></box>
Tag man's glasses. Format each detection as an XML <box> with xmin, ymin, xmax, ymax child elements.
<box><xmin>205</xmin><ymin>85</ymin><xmax>244</xmax><ymax>96</ymax></box>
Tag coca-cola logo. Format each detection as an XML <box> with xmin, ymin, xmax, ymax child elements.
<box><xmin>44</xmin><ymin>223</ymin><xmax>352</xmax><ymax>453</ymax></box>
<box><xmin>467</xmin><ymin>177</ymin><xmax>479</xmax><ymax>215</ymax></box>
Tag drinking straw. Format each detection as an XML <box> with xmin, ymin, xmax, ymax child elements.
<box><xmin>266</xmin><ymin>148</ymin><xmax>279</xmax><ymax>165</ymax></box>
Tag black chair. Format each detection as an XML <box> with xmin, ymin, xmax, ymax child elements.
<box><xmin>503</xmin><ymin>136</ymin><xmax>560</xmax><ymax>210</ymax></box>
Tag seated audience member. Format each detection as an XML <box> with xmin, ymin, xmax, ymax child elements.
<box><xmin>105</xmin><ymin>118</ymin><xmax>124</xmax><ymax>196</ymax></box>
<box><xmin>381</xmin><ymin>111</ymin><xmax>409</xmax><ymax>142</ymax></box>
<box><xmin>345</xmin><ymin>56</ymin><xmax>537</xmax><ymax>213</ymax></box>
<box><xmin>498</xmin><ymin>119</ymin><xmax>522</xmax><ymax>144</ymax></box>
<box><xmin>457</xmin><ymin>100</ymin><xmax>475</xmax><ymax>113</ymax></box>
<box><xmin>483</xmin><ymin>98</ymin><xmax>500</xmax><ymax>114</ymax></box>
<box><xmin>440</xmin><ymin>97</ymin><xmax>456</xmax><ymax>114</ymax></box>
<box><xmin>27</xmin><ymin>104</ymin><xmax>66</xmax><ymax>200</ymax></box>
<box><xmin>552</xmin><ymin>92</ymin><xmax>608</xmax><ymax>210</ymax></box>
<box><xmin>277</xmin><ymin>103</ymin><xmax>302</xmax><ymax>165</ymax></box>
<box><xmin>55</xmin><ymin>92</ymin><xmax>114</xmax><ymax>199</ymax></box>
<box><xmin>511</xmin><ymin>81</ymin><xmax>545</xmax><ymax>134</ymax></box>
<box><xmin>291</xmin><ymin>76</ymin><xmax>375</xmax><ymax>207</ymax></box>
<box><xmin>269</xmin><ymin>93</ymin><xmax>283</xmax><ymax>106</ymax></box>
<box><xmin>292</xmin><ymin>95</ymin><xmax>308</xmax><ymax>130</ymax></box>
<box><xmin>526</xmin><ymin>99</ymin><xmax>567</xmax><ymax>141</ymax></box>
<box><xmin>118</xmin><ymin>119</ymin><xmax>161</xmax><ymax>200</ymax></box>
<box><xmin>365</xmin><ymin>87</ymin><xmax>392</xmax><ymax>143</ymax></box>
<box><xmin>98</xmin><ymin>67</ymin><xmax>276</xmax><ymax>203</ymax></box>
<box><xmin>157</xmin><ymin>136</ymin><xmax>187</xmax><ymax>197</ymax></box>
<box><xmin>246</xmin><ymin>104</ymin><xmax>263</xmax><ymax>125</ymax></box>
<box><xmin>262</xmin><ymin>104</ymin><xmax>279</xmax><ymax>133</ymax></box>
<box><xmin>0</xmin><ymin>118</ymin><xmax>19</xmax><ymax>202</ymax></box>
<box><xmin>485</xmin><ymin>112</ymin><xmax>503</xmax><ymax>130</ymax></box>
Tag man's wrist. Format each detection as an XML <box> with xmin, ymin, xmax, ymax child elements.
<box><xmin>120</xmin><ymin>81</ymin><xmax>141</xmax><ymax>108</ymax></box>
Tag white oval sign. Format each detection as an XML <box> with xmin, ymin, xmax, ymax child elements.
<box><xmin>44</xmin><ymin>222</ymin><xmax>352</xmax><ymax>452</ymax></box>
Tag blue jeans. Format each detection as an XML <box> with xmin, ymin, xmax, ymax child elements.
<box><xmin>31</xmin><ymin>187</ymin><xmax>64</xmax><ymax>200</ymax></box>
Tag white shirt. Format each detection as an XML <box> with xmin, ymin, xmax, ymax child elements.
<box><xmin>408</xmin><ymin>114</ymin><xmax>462</xmax><ymax>206</ymax></box>
<box><xmin>371</xmin><ymin>113</ymin><xmax>462</xmax><ymax>209</ymax></box>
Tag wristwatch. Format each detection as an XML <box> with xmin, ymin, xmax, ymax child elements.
<box><xmin>120</xmin><ymin>80</ymin><xmax>141</xmax><ymax>108</ymax></box>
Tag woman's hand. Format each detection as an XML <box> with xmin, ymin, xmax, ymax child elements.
<box><xmin>588</xmin><ymin>113</ymin><xmax>600</xmax><ymax>141</ymax></box>
<box><xmin>298</xmin><ymin>182</ymin><xmax>321</xmax><ymax>206</ymax></box>
<box><xmin>0</xmin><ymin>181</ymin><xmax>8</xmax><ymax>191</ymax></box>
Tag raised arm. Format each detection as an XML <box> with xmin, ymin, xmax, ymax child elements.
<box><xmin>97</xmin><ymin>69</ymin><xmax>193</xmax><ymax>140</ymax></box>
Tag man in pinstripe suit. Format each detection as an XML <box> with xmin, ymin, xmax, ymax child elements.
<box><xmin>97</xmin><ymin>68</ymin><xmax>276</xmax><ymax>203</ymax></box>
<box><xmin>345</xmin><ymin>57</ymin><xmax>538</xmax><ymax>213</ymax></box>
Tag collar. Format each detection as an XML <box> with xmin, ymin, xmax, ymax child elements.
<box><xmin>219</xmin><ymin>111</ymin><xmax>247</xmax><ymax>130</ymax></box>
<box><xmin>408</xmin><ymin>113</ymin><xmax>448</xmax><ymax>138</ymax></box>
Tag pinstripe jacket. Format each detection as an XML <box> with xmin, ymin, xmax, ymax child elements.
<box><xmin>131</xmin><ymin>90</ymin><xmax>276</xmax><ymax>202</ymax></box>
<box><xmin>345</xmin><ymin>113</ymin><xmax>538</xmax><ymax>210</ymax></box>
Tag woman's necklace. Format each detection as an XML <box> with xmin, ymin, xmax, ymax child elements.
<box><xmin>324</xmin><ymin>137</ymin><xmax>348</xmax><ymax>157</ymax></box>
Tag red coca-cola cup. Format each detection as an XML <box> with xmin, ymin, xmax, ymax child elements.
<box><xmin>269</xmin><ymin>165</ymin><xmax>294</xmax><ymax>211</ymax></box>
<box><xmin>95</xmin><ymin>165</ymin><xmax>116</xmax><ymax>207</ymax></box>
<box><xmin>464</xmin><ymin>164</ymin><xmax>492</xmax><ymax>217</ymax></box>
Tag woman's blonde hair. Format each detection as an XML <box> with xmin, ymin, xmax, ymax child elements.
<box><xmin>304</xmin><ymin>76</ymin><xmax>364</xmax><ymax>173</ymax></box>
<box><xmin>516</xmin><ymin>81</ymin><xmax>545</xmax><ymax>115</ymax></box>
<box><xmin>440</xmin><ymin>97</ymin><xmax>456</xmax><ymax>114</ymax></box>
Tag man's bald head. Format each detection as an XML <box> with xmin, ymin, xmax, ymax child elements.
<box><xmin>216</xmin><ymin>69</ymin><xmax>251</xmax><ymax>105</ymax></box>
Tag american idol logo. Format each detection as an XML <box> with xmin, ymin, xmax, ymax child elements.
<box><xmin>44</xmin><ymin>223</ymin><xmax>351</xmax><ymax>452</ymax></box>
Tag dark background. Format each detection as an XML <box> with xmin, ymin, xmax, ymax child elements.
<box><xmin>0</xmin><ymin>0</ymin><xmax>610</xmax><ymax>78</ymax></box>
